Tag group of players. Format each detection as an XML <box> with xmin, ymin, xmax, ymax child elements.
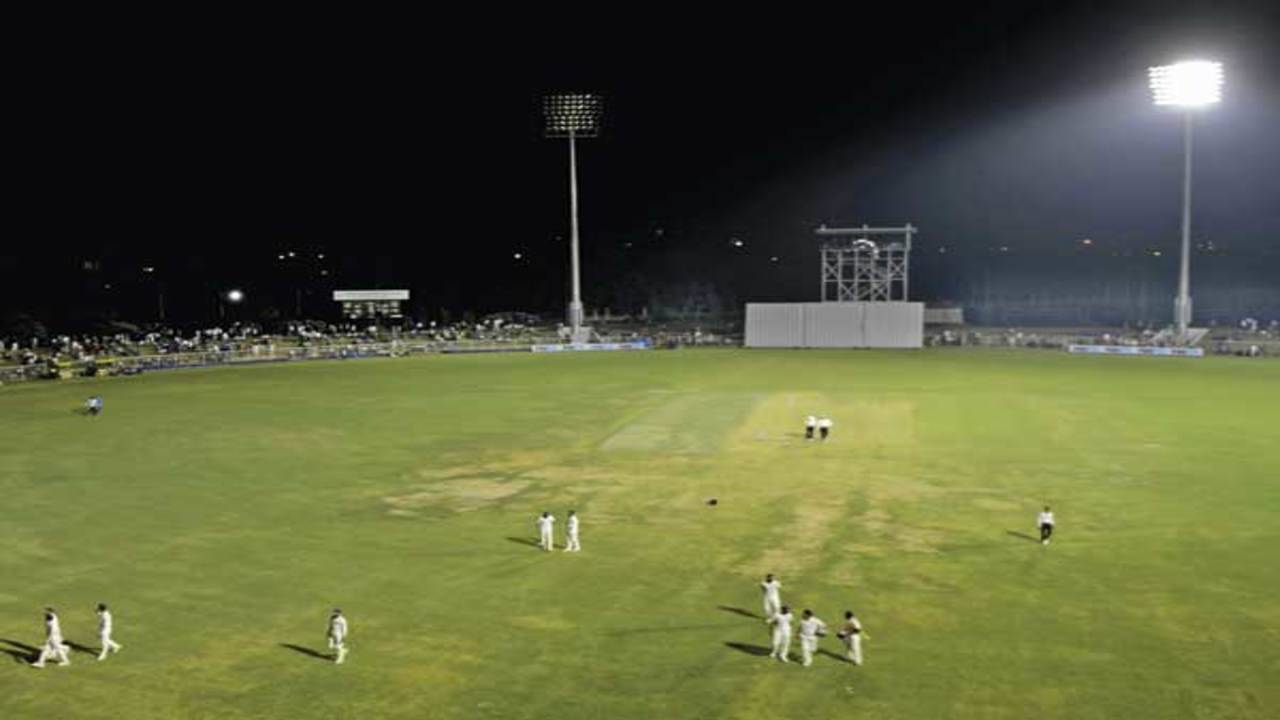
<box><xmin>28</xmin><ymin>605</ymin><xmax>121</xmax><ymax>668</ymax></box>
<box><xmin>27</xmin><ymin>603</ymin><xmax>350</xmax><ymax>668</ymax></box>
<box><xmin>536</xmin><ymin>510</ymin><xmax>581</xmax><ymax>551</ymax></box>
<box><xmin>760</xmin><ymin>574</ymin><xmax>866</xmax><ymax>668</ymax></box>
<box><xmin>803</xmin><ymin>415</ymin><xmax>833</xmax><ymax>441</ymax></box>
<box><xmin>28</xmin><ymin>401</ymin><xmax>1053</xmax><ymax>672</ymax></box>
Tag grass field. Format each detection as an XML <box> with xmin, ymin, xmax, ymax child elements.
<box><xmin>1</xmin><ymin>348</ymin><xmax>1277</xmax><ymax>719</ymax></box>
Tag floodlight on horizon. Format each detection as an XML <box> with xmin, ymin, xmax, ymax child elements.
<box><xmin>542</xmin><ymin>93</ymin><xmax>604</xmax><ymax>342</ymax></box>
<box><xmin>1149</xmin><ymin>60</ymin><xmax>1223</xmax><ymax>107</ymax></box>
<box><xmin>543</xmin><ymin>94</ymin><xmax>603</xmax><ymax>138</ymax></box>
<box><xmin>1146</xmin><ymin>60</ymin><xmax>1223</xmax><ymax>338</ymax></box>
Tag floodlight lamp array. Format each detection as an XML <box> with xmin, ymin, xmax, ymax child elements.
<box><xmin>543</xmin><ymin>93</ymin><xmax>603</xmax><ymax>137</ymax></box>
<box><xmin>1149</xmin><ymin>61</ymin><xmax>1223</xmax><ymax>108</ymax></box>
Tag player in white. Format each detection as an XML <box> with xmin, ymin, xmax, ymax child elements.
<box><xmin>563</xmin><ymin>510</ymin><xmax>581</xmax><ymax>552</ymax></box>
<box><xmin>1038</xmin><ymin>505</ymin><xmax>1055</xmax><ymax>545</ymax></box>
<box><xmin>797</xmin><ymin>609</ymin><xmax>828</xmax><ymax>667</ymax></box>
<box><xmin>818</xmin><ymin>416</ymin><xmax>833</xmax><ymax>440</ymax></box>
<box><xmin>804</xmin><ymin>415</ymin><xmax>817</xmax><ymax>440</ymax></box>
<box><xmin>96</xmin><ymin>603</ymin><xmax>123</xmax><ymax>661</ymax></box>
<box><xmin>766</xmin><ymin>605</ymin><xmax>794</xmax><ymax>662</ymax></box>
<box><xmin>32</xmin><ymin>607</ymin><xmax>71</xmax><ymax>668</ymax></box>
<box><xmin>328</xmin><ymin>608</ymin><xmax>349</xmax><ymax>664</ymax></box>
<box><xmin>537</xmin><ymin>512</ymin><xmax>555</xmax><ymax>551</ymax></box>
<box><xmin>836</xmin><ymin>610</ymin><xmax>867</xmax><ymax>665</ymax></box>
<box><xmin>760</xmin><ymin>574</ymin><xmax>783</xmax><ymax>618</ymax></box>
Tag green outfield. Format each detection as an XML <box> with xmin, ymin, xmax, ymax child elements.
<box><xmin>1</xmin><ymin>349</ymin><xmax>1277</xmax><ymax>719</ymax></box>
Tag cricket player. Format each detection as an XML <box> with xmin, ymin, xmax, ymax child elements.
<box><xmin>836</xmin><ymin>610</ymin><xmax>866</xmax><ymax>665</ymax></box>
<box><xmin>564</xmin><ymin>510</ymin><xmax>581</xmax><ymax>552</ymax></box>
<box><xmin>761</xmin><ymin>574</ymin><xmax>783</xmax><ymax>618</ymax></box>
<box><xmin>767</xmin><ymin>605</ymin><xmax>794</xmax><ymax>662</ymax></box>
<box><xmin>32</xmin><ymin>607</ymin><xmax>71</xmax><ymax>668</ymax></box>
<box><xmin>86</xmin><ymin>395</ymin><xmax>103</xmax><ymax>416</ymax></box>
<box><xmin>804</xmin><ymin>415</ymin><xmax>817</xmax><ymax>440</ymax></box>
<box><xmin>328</xmin><ymin>608</ymin><xmax>348</xmax><ymax>664</ymax></box>
<box><xmin>818</xmin><ymin>416</ymin><xmax>833</xmax><ymax>440</ymax></box>
<box><xmin>798</xmin><ymin>609</ymin><xmax>828</xmax><ymax>667</ymax></box>
<box><xmin>1037</xmin><ymin>505</ymin><xmax>1055</xmax><ymax>545</ymax></box>
<box><xmin>537</xmin><ymin>511</ymin><xmax>555</xmax><ymax>551</ymax></box>
<box><xmin>96</xmin><ymin>603</ymin><xmax>122</xmax><ymax>661</ymax></box>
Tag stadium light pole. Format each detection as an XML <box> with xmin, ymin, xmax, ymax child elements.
<box><xmin>543</xmin><ymin>93</ymin><xmax>603</xmax><ymax>343</ymax></box>
<box><xmin>1148</xmin><ymin>60</ymin><xmax>1223</xmax><ymax>339</ymax></box>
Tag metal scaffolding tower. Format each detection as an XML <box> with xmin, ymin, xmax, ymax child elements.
<box><xmin>817</xmin><ymin>224</ymin><xmax>915</xmax><ymax>302</ymax></box>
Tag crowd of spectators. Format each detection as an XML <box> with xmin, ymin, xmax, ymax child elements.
<box><xmin>927</xmin><ymin>318</ymin><xmax>1279</xmax><ymax>357</ymax></box>
<box><xmin>0</xmin><ymin>316</ymin><xmax>571</xmax><ymax>369</ymax></box>
<box><xmin>4</xmin><ymin>314</ymin><xmax>1275</xmax><ymax>377</ymax></box>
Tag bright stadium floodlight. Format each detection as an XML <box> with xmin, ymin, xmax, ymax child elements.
<box><xmin>1148</xmin><ymin>60</ymin><xmax>1223</xmax><ymax>338</ymax></box>
<box><xmin>226</xmin><ymin>289</ymin><xmax>245</xmax><ymax>303</ymax></box>
<box><xmin>543</xmin><ymin>93</ymin><xmax>603</xmax><ymax>343</ymax></box>
<box><xmin>1149</xmin><ymin>61</ymin><xmax>1223</xmax><ymax>107</ymax></box>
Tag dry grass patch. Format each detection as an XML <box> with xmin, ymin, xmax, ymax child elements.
<box><xmin>739</xmin><ymin>500</ymin><xmax>847</xmax><ymax>578</ymax></box>
<box><xmin>383</xmin><ymin>476</ymin><xmax>531</xmax><ymax>515</ymax></box>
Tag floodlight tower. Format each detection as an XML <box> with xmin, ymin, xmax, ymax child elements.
<box><xmin>1148</xmin><ymin>60</ymin><xmax>1223</xmax><ymax>338</ymax></box>
<box><xmin>543</xmin><ymin>93</ymin><xmax>603</xmax><ymax>343</ymax></box>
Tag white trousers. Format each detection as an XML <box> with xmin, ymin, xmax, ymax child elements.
<box><xmin>565</xmin><ymin>532</ymin><xmax>580</xmax><ymax>551</ymax></box>
<box><xmin>800</xmin><ymin>636</ymin><xmax>818</xmax><ymax>666</ymax></box>
<box><xmin>98</xmin><ymin>632</ymin><xmax>121</xmax><ymax>659</ymax></box>
<box><xmin>540</xmin><ymin>529</ymin><xmax>554</xmax><ymax>550</ymax></box>
<box><xmin>35</xmin><ymin>640</ymin><xmax>70</xmax><ymax>666</ymax></box>
<box><xmin>329</xmin><ymin>636</ymin><xmax>348</xmax><ymax>663</ymax></box>
<box><xmin>763</xmin><ymin>596</ymin><xmax>781</xmax><ymax>618</ymax></box>
<box><xmin>770</xmin><ymin>631</ymin><xmax>791</xmax><ymax>660</ymax></box>
<box><xmin>844</xmin><ymin>634</ymin><xmax>862</xmax><ymax>665</ymax></box>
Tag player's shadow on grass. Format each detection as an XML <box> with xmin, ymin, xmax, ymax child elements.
<box><xmin>64</xmin><ymin>641</ymin><xmax>97</xmax><ymax>657</ymax></box>
<box><xmin>716</xmin><ymin>606</ymin><xmax>761</xmax><ymax>619</ymax></box>
<box><xmin>1006</xmin><ymin>530</ymin><xmax>1040</xmax><ymax>543</ymax></box>
<box><xmin>0</xmin><ymin>638</ymin><xmax>37</xmax><ymax>664</ymax></box>
<box><xmin>279</xmin><ymin>643</ymin><xmax>332</xmax><ymax>662</ymax></box>
<box><xmin>724</xmin><ymin>641</ymin><xmax>771</xmax><ymax>657</ymax></box>
<box><xmin>817</xmin><ymin>648</ymin><xmax>853</xmax><ymax>664</ymax></box>
<box><xmin>505</xmin><ymin>537</ymin><xmax>541</xmax><ymax>548</ymax></box>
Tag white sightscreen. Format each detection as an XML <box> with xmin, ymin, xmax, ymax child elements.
<box><xmin>744</xmin><ymin>302</ymin><xmax>923</xmax><ymax>348</ymax></box>
<box><xmin>744</xmin><ymin>303</ymin><xmax>805</xmax><ymax>347</ymax></box>
<box><xmin>863</xmin><ymin>302</ymin><xmax>923</xmax><ymax>347</ymax></box>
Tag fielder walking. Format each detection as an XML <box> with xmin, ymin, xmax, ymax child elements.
<box><xmin>804</xmin><ymin>415</ymin><xmax>817</xmax><ymax>440</ymax></box>
<box><xmin>767</xmin><ymin>605</ymin><xmax>794</xmax><ymax>663</ymax></box>
<box><xmin>537</xmin><ymin>512</ymin><xmax>556</xmax><ymax>551</ymax></box>
<box><xmin>837</xmin><ymin>610</ymin><xmax>866</xmax><ymax>665</ymax></box>
<box><xmin>798</xmin><ymin>609</ymin><xmax>828</xmax><ymax>667</ymax></box>
<box><xmin>761</xmin><ymin>574</ymin><xmax>783</xmax><ymax>618</ymax></box>
<box><xmin>32</xmin><ymin>607</ymin><xmax>71</xmax><ymax>668</ymax></box>
<box><xmin>818</xmin><ymin>416</ymin><xmax>833</xmax><ymax>441</ymax></box>
<box><xmin>1037</xmin><ymin>505</ymin><xmax>1055</xmax><ymax>545</ymax></box>
<box><xmin>96</xmin><ymin>603</ymin><xmax>123</xmax><ymax>661</ymax></box>
<box><xmin>564</xmin><ymin>510</ymin><xmax>581</xmax><ymax>552</ymax></box>
<box><xmin>328</xmin><ymin>608</ymin><xmax>348</xmax><ymax>664</ymax></box>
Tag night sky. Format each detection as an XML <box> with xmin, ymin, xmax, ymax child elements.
<box><xmin>6</xmin><ymin>2</ymin><xmax>1279</xmax><ymax>327</ymax></box>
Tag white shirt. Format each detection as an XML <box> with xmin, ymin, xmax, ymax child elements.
<box><xmin>538</xmin><ymin>515</ymin><xmax>555</xmax><ymax>532</ymax></box>
<box><xmin>761</xmin><ymin>579</ymin><xmax>782</xmax><ymax>600</ymax></box>
<box><xmin>799</xmin><ymin>616</ymin><xmax>827</xmax><ymax>639</ymax></box>
<box><xmin>46</xmin><ymin>614</ymin><xmax>64</xmax><ymax>644</ymax></box>
<box><xmin>567</xmin><ymin>515</ymin><xmax>579</xmax><ymax>535</ymax></box>
<box><xmin>818</xmin><ymin>418</ymin><xmax>833</xmax><ymax>429</ymax></box>
<box><xmin>805</xmin><ymin>416</ymin><xmax>817</xmax><ymax>428</ymax></box>
<box><xmin>1038</xmin><ymin>511</ymin><xmax>1055</xmax><ymax>526</ymax></box>
<box><xmin>769</xmin><ymin>611</ymin><xmax>793</xmax><ymax>634</ymax></box>
<box><xmin>98</xmin><ymin>610</ymin><xmax>113</xmax><ymax>635</ymax></box>
<box><xmin>329</xmin><ymin>615</ymin><xmax>348</xmax><ymax>641</ymax></box>
<box><xmin>841</xmin><ymin>616</ymin><xmax>863</xmax><ymax>636</ymax></box>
